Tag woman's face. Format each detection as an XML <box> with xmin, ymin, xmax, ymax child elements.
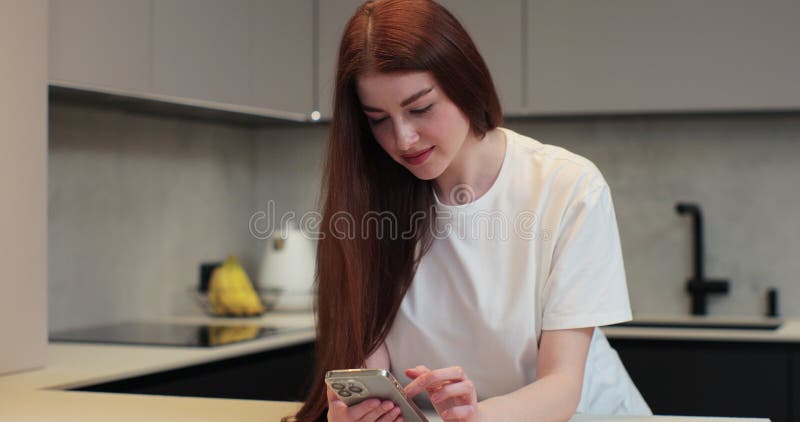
<box><xmin>356</xmin><ymin>71</ymin><xmax>472</xmax><ymax>180</ymax></box>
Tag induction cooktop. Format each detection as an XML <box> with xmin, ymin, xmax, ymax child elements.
<box><xmin>49</xmin><ymin>321</ymin><xmax>298</xmax><ymax>347</ymax></box>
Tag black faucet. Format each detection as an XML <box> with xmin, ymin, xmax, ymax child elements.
<box><xmin>675</xmin><ymin>202</ymin><xmax>730</xmax><ymax>315</ymax></box>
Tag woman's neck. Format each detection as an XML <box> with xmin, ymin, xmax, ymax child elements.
<box><xmin>434</xmin><ymin>127</ymin><xmax>507</xmax><ymax>205</ymax></box>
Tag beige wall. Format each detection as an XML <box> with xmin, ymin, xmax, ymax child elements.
<box><xmin>0</xmin><ymin>0</ymin><xmax>48</xmax><ymax>375</ymax></box>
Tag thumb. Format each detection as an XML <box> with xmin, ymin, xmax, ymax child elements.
<box><xmin>326</xmin><ymin>387</ymin><xmax>347</xmax><ymax>415</ymax></box>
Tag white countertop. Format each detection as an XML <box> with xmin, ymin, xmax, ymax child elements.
<box><xmin>0</xmin><ymin>312</ymin><xmax>771</xmax><ymax>421</ymax></box>
<box><xmin>3</xmin><ymin>312</ymin><xmax>316</xmax><ymax>392</ymax></box>
<box><xmin>0</xmin><ymin>312</ymin><xmax>316</xmax><ymax>421</ymax></box>
<box><xmin>602</xmin><ymin>314</ymin><xmax>798</xmax><ymax>343</ymax></box>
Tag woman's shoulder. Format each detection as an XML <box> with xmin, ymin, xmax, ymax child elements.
<box><xmin>501</xmin><ymin>127</ymin><xmax>607</xmax><ymax>196</ymax></box>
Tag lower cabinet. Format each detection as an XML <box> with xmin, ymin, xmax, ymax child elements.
<box><xmin>75</xmin><ymin>341</ymin><xmax>315</xmax><ymax>402</ymax></box>
<box><xmin>608</xmin><ymin>338</ymin><xmax>796</xmax><ymax>422</ymax></box>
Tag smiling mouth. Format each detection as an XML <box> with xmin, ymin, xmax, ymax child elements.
<box><xmin>402</xmin><ymin>147</ymin><xmax>433</xmax><ymax>159</ymax></box>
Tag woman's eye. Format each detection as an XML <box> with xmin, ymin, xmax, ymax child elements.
<box><xmin>369</xmin><ymin>116</ymin><xmax>388</xmax><ymax>125</ymax></box>
<box><xmin>411</xmin><ymin>104</ymin><xmax>433</xmax><ymax>114</ymax></box>
<box><xmin>367</xmin><ymin>105</ymin><xmax>431</xmax><ymax>125</ymax></box>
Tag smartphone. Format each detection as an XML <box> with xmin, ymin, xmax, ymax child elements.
<box><xmin>325</xmin><ymin>368</ymin><xmax>428</xmax><ymax>422</ymax></box>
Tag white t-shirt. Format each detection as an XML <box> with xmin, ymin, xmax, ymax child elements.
<box><xmin>384</xmin><ymin>127</ymin><xmax>651</xmax><ymax>414</ymax></box>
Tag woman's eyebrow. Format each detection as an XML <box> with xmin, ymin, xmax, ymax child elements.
<box><xmin>362</xmin><ymin>87</ymin><xmax>434</xmax><ymax>112</ymax></box>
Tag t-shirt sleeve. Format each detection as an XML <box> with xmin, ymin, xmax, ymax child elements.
<box><xmin>541</xmin><ymin>183</ymin><xmax>632</xmax><ymax>330</ymax></box>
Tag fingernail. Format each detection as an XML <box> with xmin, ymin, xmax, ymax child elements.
<box><xmin>381</xmin><ymin>401</ymin><xmax>394</xmax><ymax>410</ymax></box>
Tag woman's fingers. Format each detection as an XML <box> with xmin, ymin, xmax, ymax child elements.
<box><xmin>429</xmin><ymin>379</ymin><xmax>476</xmax><ymax>406</ymax></box>
<box><xmin>351</xmin><ymin>400</ymin><xmax>396</xmax><ymax>422</ymax></box>
<box><xmin>328</xmin><ymin>399</ymin><xmax>348</xmax><ymax>417</ymax></box>
<box><xmin>402</xmin><ymin>367</ymin><xmax>478</xmax><ymax>422</ymax></box>
<box><xmin>326</xmin><ymin>385</ymin><xmax>403</xmax><ymax>421</ymax></box>
<box><xmin>440</xmin><ymin>404</ymin><xmax>476</xmax><ymax>420</ymax></box>
<box><xmin>404</xmin><ymin>366</ymin><xmax>466</xmax><ymax>398</ymax></box>
<box><xmin>334</xmin><ymin>398</ymin><xmax>376</xmax><ymax>420</ymax></box>
<box><xmin>374</xmin><ymin>405</ymin><xmax>402</xmax><ymax>422</ymax></box>
<box><xmin>326</xmin><ymin>387</ymin><xmax>350</xmax><ymax>420</ymax></box>
<box><xmin>326</xmin><ymin>386</ymin><xmax>340</xmax><ymax>404</ymax></box>
<box><xmin>405</xmin><ymin>365</ymin><xmax>431</xmax><ymax>380</ymax></box>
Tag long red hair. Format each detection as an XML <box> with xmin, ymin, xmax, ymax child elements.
<box><xmin>291</xmin><ymin>1</ymin><xmax>501</xmax><ymax>420</ymax></box>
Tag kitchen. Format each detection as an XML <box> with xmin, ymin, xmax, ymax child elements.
<box><xmin>2</xmin><ymin>0</ymin><xmax>799</xmax><ymax>421</ymax></box>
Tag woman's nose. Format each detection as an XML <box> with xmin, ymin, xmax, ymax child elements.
<box><xmin>393</xmin><ymin>118</ymin><xmax>419</xmax><ymax>150</ymax></box>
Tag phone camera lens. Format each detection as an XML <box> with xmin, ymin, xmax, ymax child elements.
<box><xmin>332</xmin><ymin>383</ymin><xmax>345</xmax><ymax>390</ymax></box>
<box><xmin>348</xmin><ymin>386</ymin><xmax>363</xmax><ymax>393</ymax></box>
<box><xmin>339</xmin><ymin>390</ymin><xmax>352</xmax><ymax>397</ymax></box>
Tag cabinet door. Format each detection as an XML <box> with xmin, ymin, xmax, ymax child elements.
<box><xmin>317</xmin><ymin>0</ymin><xmax>364</xmax><ymax>119</ymax></box>
<box><xmin>526</xmin><ymin>0</ymin><xmax>800</xmax><ymax>114</ymax></box>
<box><xmin>153</xmin><ymin>0</ymin><xmax>250</xmax><ymax>106</ymax></box>
<box><xmin>1</xmin><ymin>0</ymin><xmax>47</xmax><ymax>376</ymax></box>
<box><xmin>249</xmin><ymin>0</ymin><xmax>314</xmax><ymax>116</ymax></box>
<box><xmin>610</xmin><ymin>339</ymin><xmax>789</xmax><ymax>422</ymax></box>
<box><xmin>437</xmin><ymin>0</ymin><xmax>524</xmax><ymax>115</ymax></box>
<box><xmin>49</xmin><ymin>0</ymin><xmax>152</xmax><ymax>92</ymax></box>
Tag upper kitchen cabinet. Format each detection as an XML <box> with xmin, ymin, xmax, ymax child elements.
<box><xmin>526</xmin><ymin>0</ymin><xmax>800</xmax><ymax>115</ymax></box>
<box><xmin>50</xmin><ymin>0</ymin><xmax>313</xmax><ymax>119</ymax></box>
<box><xmin>437</xmin><ymin>0</ymin><xmax>524</xmax><ymax>115</ymax></box>
<box><xmin>248</xmin><ymin>0</ymin><xmax>314</xmax><ymax>115</ymax></box>
<box><xmin>153</xmin><ymin>0</ymin><xmax>251</xmax><ymax>106</ymax></box>
<box><xmin>317</xmin><ymin>0</ymin><xmax>364</xmax><ymax>120</ymax></box>
<box><xmin>49</xmin><ymin>0</ymin><xmax>152</xmax><ymax>92</ymax></box>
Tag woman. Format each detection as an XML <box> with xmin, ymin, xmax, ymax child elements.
<box><xmin>293</xmin><ymin>0</ymin><xmax>651</xmax><ymax>421</ymax></box>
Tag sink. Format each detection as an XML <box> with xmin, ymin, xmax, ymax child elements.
<box><xmin>614</xmin><ymin>320</ymin><xmax>783</xmax><ymax>331</ymax></box>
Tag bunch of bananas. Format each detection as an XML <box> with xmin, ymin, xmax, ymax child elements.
<box><xmin>208</xmin><ymin>256</ymin><xmax>266</xmax><ymax>317</ymax></box>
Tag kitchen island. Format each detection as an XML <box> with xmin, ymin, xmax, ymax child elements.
<box><xmin>0</xmin><ymin>312</ymin><xmax>774</xmax><ymax>421</ymax></box>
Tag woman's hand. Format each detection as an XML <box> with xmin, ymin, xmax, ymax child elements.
<box><xmin>404</xmin><ymin>365</ymin><xmax>480</xmax><ymax>421</ymax></box>
<box><xmin>326</xmin><ymin>386</ymin><xmax>403</xmax><ymax>422</ymax></box>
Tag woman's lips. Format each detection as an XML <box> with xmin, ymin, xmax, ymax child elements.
<box><xmin>402</xmin><ymin>146</ymin><xmax>434</xmax><ymax>165</ymax></box>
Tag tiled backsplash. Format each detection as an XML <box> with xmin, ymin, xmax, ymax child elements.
<box><xmin>48</xmin><ymin>102</ymin><xmax>800</xmax><ymax>331</ymax></box>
